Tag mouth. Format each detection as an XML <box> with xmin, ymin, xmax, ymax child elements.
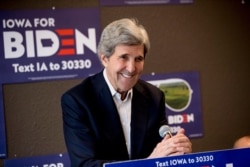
<box><xmin>121</xmin><ymin>73</ymin><xmax>134</xmax><ymax>78</ymax></box>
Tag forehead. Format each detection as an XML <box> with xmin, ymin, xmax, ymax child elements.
<box><xmin>114</xmin><ymin>44</ymin><xmax>144</xmax><ymax>55</ymax></box>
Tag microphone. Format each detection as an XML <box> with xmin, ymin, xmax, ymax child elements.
<box><xmin>159</xmin><ymin>125</ymin><xmax>172</xmax><ymax>138</ymax></box>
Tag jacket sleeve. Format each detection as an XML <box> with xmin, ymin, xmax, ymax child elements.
<box><xmin>61</xmin><ymin>92</ymin><xmax>111</xmax><ymax>167</ymax></box>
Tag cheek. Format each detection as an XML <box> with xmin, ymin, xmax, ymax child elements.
<box><xmin>107</xmin><ymin>62</ymin><xmax>123</xmax><ymax>76</ymax></box>
<box><xmin>136</xmin><ymin>63</ymin><xmax>144</xmax><ymax>72</ymax></box>
<box><xmin>112</xmin><ymin>61</ymin><xmax>126</xmax><ymax>71</ymax></box>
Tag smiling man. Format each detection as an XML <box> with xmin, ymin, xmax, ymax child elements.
<box><xmin>61</xmin><ymin>18</ymin><xmax>192</xmax><ymax>167</ymax></box>
<box><xmin>101</xmin><ymin>44</ymin><xmax>144</xmax><ymax>100</ymax></box>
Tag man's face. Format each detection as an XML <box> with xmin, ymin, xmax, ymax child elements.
<box><xmin>101</xmin><ymin>44</ymin><xmax>145</xmax><ymax>94</ymax></box>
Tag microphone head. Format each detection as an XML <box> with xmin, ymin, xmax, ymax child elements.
<box><xmin>159</xmin><ymin>125</ymin><xmax>171</xmax><ymax>138</ymax></box>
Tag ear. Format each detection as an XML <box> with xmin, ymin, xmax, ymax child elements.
<box><xmin>100</xmin><ymin>54</ymin><xmax>108</xmax><ymax>67</ymax></box>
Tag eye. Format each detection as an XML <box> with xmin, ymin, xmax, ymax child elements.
<box><xmin>119</xmin><ymin>54</ymin><xmax>129</xmax><ymax>60</ymax></box>
<box><xmin>135</xmin><ymin>56</ymin><xmax>145</xmax><ymax>62</ymax></box>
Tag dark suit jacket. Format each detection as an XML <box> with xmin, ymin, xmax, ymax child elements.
<box><xmin>61</xmin><ymin>70</ymin><xmax>167</xmax><ymax>167</ymax></box>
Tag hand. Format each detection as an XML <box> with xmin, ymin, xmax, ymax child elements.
<box><xmin>147</xmin><ymin>128</ymin><xmax>192</xmax><ymax>158</ymax></box>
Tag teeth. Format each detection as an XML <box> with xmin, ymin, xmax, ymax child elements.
<box><xmin>121</xmin><ymin>73</ymin><xmax>132</xmax><ymax>78</ymax></box>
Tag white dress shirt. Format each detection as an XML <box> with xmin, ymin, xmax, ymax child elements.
<box><xmin>103</xmin><ymin>69</ymin><xmax>132</xmax><ymax>157</ymax></box>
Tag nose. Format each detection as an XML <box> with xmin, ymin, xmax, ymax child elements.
<box><xmin>126</xmin><ymin>59</ymin><xmax>136</xmax><ymax>73</ymax></box>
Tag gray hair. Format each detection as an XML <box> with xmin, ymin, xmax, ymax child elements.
<box><xmin>97</xmin><ymin>18</ymin><xmax>150</xmax><ymax>58</ymax></box>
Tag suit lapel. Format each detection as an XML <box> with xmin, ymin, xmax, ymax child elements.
<box><xmin>93</xmin><ymin>72</ymin><xmax>129</xmax><ymax>157</ymax></box>
<box><xmin>130</xmin><ymin>82</ymin><xmax>150</xmax><ymax>158</ymax></box>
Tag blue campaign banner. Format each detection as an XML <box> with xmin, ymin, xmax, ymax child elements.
<box><xmin>4</xmin><ymin>153</ymin><xmax>70</xmax><ymax>167</ymax></box>
<box><xmin>104</xmin><ymin>148</ymin><xmax>250</xmax><ymax>167</ymax></box>
<box><xmin>0</xmin><ymin>8</ymin><xmax>102</xmax><ymax>83</ymax></box>
<box><xmin>0</xmin><ymin>8</ymin><xmax>102</xmax><ymax>158</ymax></box>
<box><xmin>4</xmin><ymin>148</ymin><xmax>250</xmax><ymax>167</ymax></box>
<box><xmin>141</xmin><ymin>71</ymin><xmax>203</xmax><ymax>138</ymax></box>
<box><xmin>100</xmin><ymin>0</ymin><xmax>194</xmax><ymax>6</ymax></box>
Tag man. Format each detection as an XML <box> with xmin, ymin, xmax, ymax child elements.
<box><xmin>61</xmin><ymin>18</ymin><xmax>192</xmax><ymax>167</ymax></box>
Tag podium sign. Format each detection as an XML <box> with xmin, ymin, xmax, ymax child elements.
<box><xmin>104</xmin><ymin>148</ymin><xmax>250</xmax><ymax>167</ymax></box>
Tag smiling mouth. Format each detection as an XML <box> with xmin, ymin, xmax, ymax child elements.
<box><xmin>121</xmin><ymin>73</ymin><xmax>134</xmax><ymax>78</ymax></box>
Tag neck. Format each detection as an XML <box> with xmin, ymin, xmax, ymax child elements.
<box><xmin>119</xmin><ymin>91</ymin><xmax>128</xmax><ymax>101</ymax></box>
